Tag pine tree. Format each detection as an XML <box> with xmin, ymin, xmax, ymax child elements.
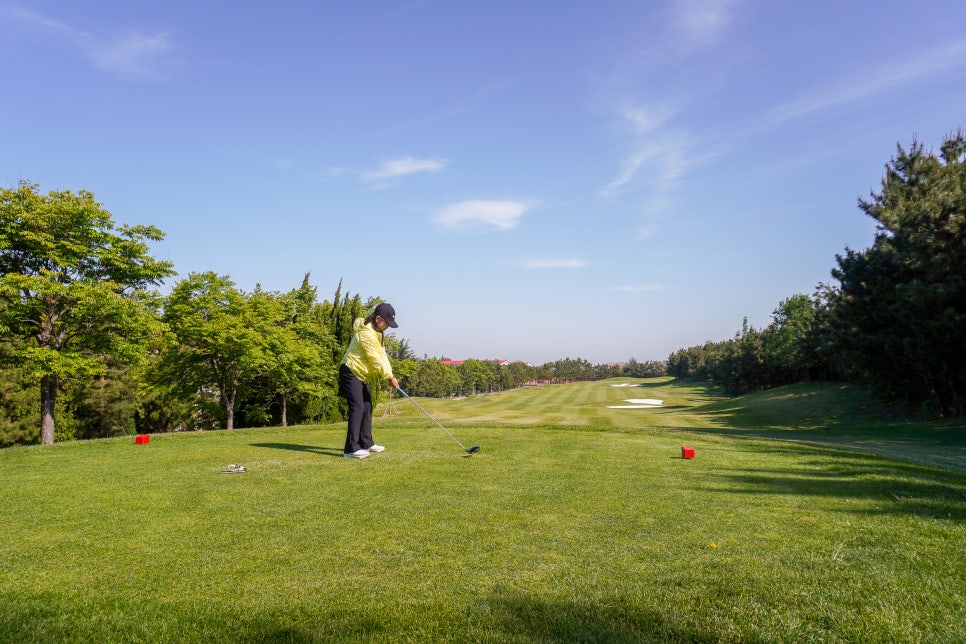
<box><xmin>829</xmin><ymin>132</ymin><xmax>965</xmax><ymax>416</ymax></box>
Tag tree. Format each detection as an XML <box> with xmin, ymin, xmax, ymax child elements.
<box><xmin>763</xmin><ymin>294</ymin><xmax>822</xmax><ymax>385</ymax></box>
<box><xmin>458</xmin><ymin>359</ymin><xmax>496</xmax><ymax>395</ymax></box>
<box><xmin>69</xmin><ymin>365</ymin><xmax>139</xmax><ymax>439</ymax></box>
<box><xmin>0</xmin><ymin>183</ymin><xmax>174</xmax><ymax>444</ymax></box>
<box><xmin>158</xmin><ymin>272</ymin><xmax>267</xmax><ymax>430</ymax></box>
<box><xmin>250</xmin><ymin>285</ymin><xmax>333</xmax><ymax>427</ymax></box>
<box><xmin>500</xmin><ymin>361</ymin><xmax>536</xmax><ymax>390</ymax></box>
<box><xmin>829</xmin><ymin>132</ymin><xmax>966</xmax><ymax>416</ymax></box>
<box><xmin>623</xmin><ymin>358</ymin><xmax>666</xmax><ymax>378</ymax></box>
<box><xmin>0</xmin><ymin>357</ymin><xmax>34</xmax><ymax>447</ymax></box>
<box><xmin>409</xmin><ymin>359</ymin><xmax>459</xmax><ymax>397</ymax></box>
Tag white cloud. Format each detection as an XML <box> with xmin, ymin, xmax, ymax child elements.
<box><xmin>90</xmin><ymin>32</ymin><xmax>173</xmax><ymax>77</ymax></box>
<box><xmin>602</xmin><ymin>145</ymin><xmax>662</xmax><ymax>194</ymax></box>
<box><xmin>601</xmin><ymin>138</ymin><xmax>694</xmax><ymax>196</ymax></box>
<box><xmin>668</xmin><ymin>0</ymin><xmax>743</xmax><ymax>52</ymax></box>
<box><xmin>4</xmin><ymin>6</ymin><xmax>175</xmax><ymax>79</ymax></box>
<box><xmin>434</xmin><ymin>200</ymin><xmax>537</xmax><ymax>230</ymax></box>
<box><xmin>518</xmin><ymin>258</ymin><xmax>589</xmax><ymax>269</ymax></box>
<box><xmin>621</xmin><ymin>104</ymin><xmax>676</xmax><ymax>135</ymax></box>
<box><xmin>362</xmin><ymin>156</ymin><xmax>448</xmax><ymax>182</ymax></box>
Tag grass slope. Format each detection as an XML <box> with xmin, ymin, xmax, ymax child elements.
<box><xmin>1</xmin><ymin>378</ymin><xmax>964</xmax><ymax>642</ymax></box>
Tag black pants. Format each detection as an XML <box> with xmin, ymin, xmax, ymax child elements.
<box><xmin>339</xmin><ymin>364</ymin><xmax>374</xmax><ymax>453</ymax></box>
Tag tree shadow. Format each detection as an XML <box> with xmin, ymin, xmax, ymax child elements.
<box><xmin>226</xmin><ymin>592</ymin><xmax>698</xmax><ymax>643</ymax></box>
<box><xmin>480</xmin><ymin>586</ymin><xmax>720</xmax><ymax>643</ymax></box>
<box><xmin>249</xmin><ymin>442</ymin><xmax>344</xmax><ymax>458</ymax></box>
<box><xmin>696</xmin><ymin>448</ymin><xmax>966</xmax><ymax>521</ymax></box>
<box><xmin>659</xmin><ymin>422</ymin><xmax>966</xmax><ymax>474</ymax></box>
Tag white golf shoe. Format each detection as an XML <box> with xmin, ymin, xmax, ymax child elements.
<box><xmin>343</xmin><ymin>449</ymin><xmax>370</xmax><ymax>459</ymax></box>
<box><xmin>368</xmin><ymin>444</ymin><xmax>385</xmax><ymax>453</ymax></box>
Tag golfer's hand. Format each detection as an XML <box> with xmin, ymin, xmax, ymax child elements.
<box><xmin>390</xmin><ymin>377</ymin><xmax>399</xmax><ymax>390</ymax></box>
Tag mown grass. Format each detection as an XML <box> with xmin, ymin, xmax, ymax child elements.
<box><xmin>1</xmin><ymin>378</ymin><xmax>964</xmax><ymax>642</ymax></box>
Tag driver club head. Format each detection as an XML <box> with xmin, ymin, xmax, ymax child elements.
<box><xmin>467</xmin><ymin>446</ymin><xmax>481</xmax><ymax>454</ymax></box>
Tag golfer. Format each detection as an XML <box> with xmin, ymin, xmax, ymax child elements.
<box><xmin>339</xmin><ymin>302</ymin><xmax>400</xmax><ymax>458</ymax></box>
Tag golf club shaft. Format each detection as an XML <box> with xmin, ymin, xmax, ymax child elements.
<box><xmin>396</xmin><ymin>388</ymin><xmax>470</xmax><ymax>452</ymax></box>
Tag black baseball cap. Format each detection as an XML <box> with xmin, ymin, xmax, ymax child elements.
<box><xmin>374</xmin><ymin>302</ymin><xmax>398</xmax><ymax>328</ymax></box>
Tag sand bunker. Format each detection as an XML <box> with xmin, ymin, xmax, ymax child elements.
<box><xmin>610</xmin><ymin>383</ymin><xmax>642</xmax><ymax>387</ymax></box>
<box><xmin>607</xmin><ymin>398</ymin><xmax>663</xmax><ymax>409</ymax></box>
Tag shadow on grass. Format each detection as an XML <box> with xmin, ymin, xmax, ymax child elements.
<box><xmin>664</xmin><ymin>422</ymin><xmax>966</xmax><ymax>475</ymax></box>
<box><xmin>250</xmin><ymin>442</ymin><xmax>344</xmax><ymax>458</ymax></box>
<box><xmin>187</xmin><ymin>592</ymin><xmax>717</xmax><ymax>643</ymax></box>
<box><xmin>690</xmin><ymin>443</ymin><xmax>966</xmax><ymax>521</ymax></box>
<box><xmin>481</xmin><ymin>586</ymin><xmax>719</xmax><ymax>643</ymax></box>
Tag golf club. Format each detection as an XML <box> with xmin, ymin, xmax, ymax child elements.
<box><xmin>396</xmin><ymin>387</ymin><xmax>481</xmax><ymax>455</ymax></box>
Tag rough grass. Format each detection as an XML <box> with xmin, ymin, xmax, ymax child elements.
<box><xmin>1</xmin><ymin>378</ymin><xmax>964</xmax><ymax>642</ymax></box>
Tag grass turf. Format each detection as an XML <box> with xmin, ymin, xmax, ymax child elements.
<box><xmin>1</xmin><ymin>378</ymin><xmax>964</xmax><ymax>642</ymax></box>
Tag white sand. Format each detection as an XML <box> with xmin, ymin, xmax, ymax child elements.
<box><xmin>607</xmin><ymin>398</ymin><xmax>664</xmax><ymax>409</ymax></box>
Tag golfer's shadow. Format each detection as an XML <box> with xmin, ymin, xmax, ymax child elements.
<box><xmin>250</xmin><ymin>443</ymin><xmax>345</xmax><ymax>457</ymax></box>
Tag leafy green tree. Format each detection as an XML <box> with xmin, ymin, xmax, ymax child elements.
<box><xmin>0</xmin><ymin>359</ymin><xmax>35</xmax><ymax>447</ymax></box>
<box><xmin>251</xmin><ymin>286</ymin><xmax>333</xmax><ymax>427</ymax></box>
<box><xmin>388</xmin><ymin>337</ymin><xmax>417</xmax><ymax>360</ymax></box>
<box><xmin>392</xmin><ymin>357</ymin><xmax>419</xmax><ymax>390</ymax></box>
<box><xmin>409</xmin><ymin>359</ymin><xmax>459</xmax><ymax>397</ymax></box>
<box><xmin>762</xmin><ymin>294</ymin><xmax>822</xmax><ymax>385</ymax></box>
<box><xmin>547</xmin><ymin>358</ymin><xmax>594</xmax><ymax>382</ymax></box>
<box><xmin>623</xmin><ymin>358</ymin><xmax>666</xmax><ymax>378</ymax></box>
<box><xmin>0</xmin><ymin>183</ymin><xmax>174</xmax><ymax>444</ymax></box>
<box><xmin>458</xmin><ymin>359</ymin><xmax>496</xmax><ymax>395</ymax></box>
<box><xmin>829</xmin><ymin>132</ymin><xmax>965</xmax><ymax>416</ymax></box>
<box><xmin>68</xmin><ymin>366</ymin><xmax>139</xmax><ymax>439</ymax></box>
<box><xmin>158</xmin><ymin>272</ymin><xmax>268</xmax><ymax>429</ymax></box>
<box><xmin>500</xmin><ymin>361</ymin><xmax>536</xmax><ymax>390</ymax></box>
<box><xmin>322</xmin><ymin>280</ymin><xmax>366</xmax><ymax>365</ymax></box>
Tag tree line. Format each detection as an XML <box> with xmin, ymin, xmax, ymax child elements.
<box><xmin>0</xmin><ymin>183</ymin><xmax>662</xmax><ymax>446</ymax></box>
<box><xmin>668</xmin><ymin>132</ymin><xmax>965</xmax><ymax>418</ymax></box>
<box><xmin>399</xmin><ymin>356</ymin><xmax>665</xmax><ymax>400</ymax></box>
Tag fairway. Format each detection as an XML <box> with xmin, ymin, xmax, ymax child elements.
<box><xmin>2</xmin><ymin>378</ymin><xmax>964</xmax><ymax>642</ymax></box>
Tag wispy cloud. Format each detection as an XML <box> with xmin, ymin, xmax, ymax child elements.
<box><xmin>601</xmin><ymin>136</ymin><xmax>696</xmax><ymax>196</ymax></box>
<box><xmin>604</xmin><ymin>93</ymin><xmax>734</xmax><ymax>200</ymax></box>
<box><xmin>621</xmin><ymin>104</ymin><xmax>677</xmax><ymax>135</ymax></box>
<box><xmin>4</xmin><ymin>5</ymin><xmax>175</xmax><ymax>79</ymax></box>
<box><xmin>599</xmin><ymin>1</ymin><xmax>742</xmax><ymax>205</ymax></box>
<box><xmin>602</xmin><ymin>144</ymin><xmax>662</xmax><ymax>194</ymax></box>
<box><xmin>268</xmin><ymin>159</ymin><xmax>295</xmax><ymax>171</ymax></box>
<box><xmin>362</xmin><ymin>156</ymin><xmax>448</xmax><ymax>182</ymax></box>
<box><xmin>516</xmin><ymin>258</ymin><xmax>589</xmax><ymax>269</ymax></box>
<box><xmin>667</xmin><ymin>0</ymin><xmax>744</xmax><ymax>53</ymax></box>
<box><xmin>760</xmin><ymin>38</ymin><xmax>966</xmax><ymax>129</ymax></box>
<box><xmin>434</xmin><ymin>200</ymin><xmax>537</xmax><ymax>230</ymax></box>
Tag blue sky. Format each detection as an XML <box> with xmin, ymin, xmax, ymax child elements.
<box><xmin>3</xmin><ymin>1</ymin><xmax>965</xmax><ymax>364</ymax></box>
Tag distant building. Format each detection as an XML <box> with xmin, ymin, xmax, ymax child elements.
<box><xmin>439</xmin><ymin>359</ymin><xmax>513</xmax><ymax>367</ymax></box>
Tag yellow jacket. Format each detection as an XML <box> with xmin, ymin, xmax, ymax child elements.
<box><xmin>341</xmin><ymin>318</ymin><xmax>394</xmax><ymax>382</ymax></box>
